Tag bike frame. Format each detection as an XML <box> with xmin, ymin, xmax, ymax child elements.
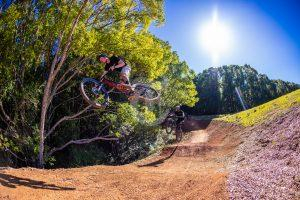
<box><xmin>101</xmin><ymin>78</ymin><xmax>131</xmax><ymax>94</ymax></box>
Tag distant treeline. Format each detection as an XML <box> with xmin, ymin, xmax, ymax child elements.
<box><xmin>184</xmin><ymin>65</ymin><xmax>299</xmax><ymax>115</ymax></box>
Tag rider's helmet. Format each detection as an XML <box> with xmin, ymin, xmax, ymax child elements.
<box><xmin>175</xmin><ymin>105</ymin><xmax>181</xmax><ymax>111</ymax></box>
<box><xmin>97</xmin><ymin>53</ymin><xmax>108</xmax><ymax>63</ymax></box>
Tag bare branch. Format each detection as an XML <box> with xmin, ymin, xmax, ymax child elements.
<box><xmin>0</xmin><ymin>101</ymin><xmax>14</xmax><ymax>126</ymax></box>
<box><xmin>96</xmin><ymin>123</ymin><xmax>112</xmax><ymax>137</ymax></box>
<box><xmin>45</xmin><ymin>105</ymin><xmax>92</xmax><ymax>139</ymax></box>
<box><xmin>46</xmin><ymin>123</ymin><xmax>115</xmax><ymax>158</ymax></box>
<box><xmin>69</xmin><ymin>113</ymin><xmax>99</xmax><ymax>121</ymax></box>
<box><xmin>86</xmin><ymin>0</ymin><xmax>116</xmax><ymax>26</ymax></box>
<box><xmin>4</xmin><ymin>147</ymin><xmax>27</xmax><ymax>162</ymax></box>
<box><xmin>46</xmin><ymin>136</ymin><xmax>118</xmax><ymax>158</ymax></box>
<box><xmin>0</xmin><ymin>113</ymin><xmax>10</xmax><ymax>128</ymax></box>
<box><xmin>52</xmin><ymin>0</ymin><xmax>89</xmax><ymax>79</ymax></box>
<box><xmin>56</xmin><ymin>70</ymin><xmax>78</xmax><ymax>92</ymax></box>
<box><xmin>53</xmin><ymin>57</ymin><xmax>85</xmax><ymax>91</ymax></box>
<box><xmin>48</xmin><ymin>95</ymin><xmax>82</xmax><ymax>122</ymax></box>
<box><xmin>48</xmin><ymin>58</ymin><xmax>87</xmax><ymax>110</ymax></box>
<box><xmin>52</xmin><ymin>81</ymin><xmax>77</xmax><ymax>98</ymax></box>
<box><xmin>50</xmin><ymin>70</ymin><xmax>78</xmax><ymax>101</ymax></box>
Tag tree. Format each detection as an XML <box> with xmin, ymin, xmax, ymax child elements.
<box><xmin>0</xmin><ymin>0</ymin><xmax>165</xmax><ymax>167</ymax></box>
<box><xmin>0</xmin><ymin>0</ymin><xmax>198</xmax><ymax>168</ymax></box>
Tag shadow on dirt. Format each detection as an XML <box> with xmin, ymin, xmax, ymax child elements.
<box><xmin>137</xmin><ymin>146</ymin><xmax>178</xmax><ymax>167</ymax></box>
<box><xmin>0</xmin><ymin>173</ymin><xmax>75</xmax><ymax>191</ymax></box>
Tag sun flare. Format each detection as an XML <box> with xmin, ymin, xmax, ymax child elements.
<box><xmin>200</xmin><ymin>9</ymin><xmax>232</xmax><ymax>65</ymax></box>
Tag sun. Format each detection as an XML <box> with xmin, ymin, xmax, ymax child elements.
<box><xmin>200</xmin><ymin>9</ymin><xmax>232</xmax><ymax>65</ymax></box>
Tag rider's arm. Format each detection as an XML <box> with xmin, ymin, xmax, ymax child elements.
<box><xmin>181</xmin><ymin>110</ymin><xmax>185</xmax><ymax>118</ymax></box>
<box><xmin>111</xmin><ymin>59</ymin><xmax>125</xmax><ymax>70</ymax></box>
<box><xmin>175</xmin><ymin>110</ymin><xmax>185</xmax><ymax>119</ymax></box>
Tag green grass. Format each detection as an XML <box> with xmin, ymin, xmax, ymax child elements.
<box><xmin>217</xmin><ymin>89</ymin><xmax>300</xmax><ymax>126</ymax></box>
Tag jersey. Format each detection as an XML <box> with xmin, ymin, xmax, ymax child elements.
<box><xmin>104</xmin><ymin>55</ymin><xmax>126</xmax><ymax>72</ymax></box>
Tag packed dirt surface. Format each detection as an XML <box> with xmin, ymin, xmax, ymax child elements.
<box><xmin>0</xmin><ymin>119</ymin><xmax>242</xmax><ymax>200</ymax></box>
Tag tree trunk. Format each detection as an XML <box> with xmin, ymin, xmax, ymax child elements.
<box><xmin>37</xmin><ymin>0</ymin><xmax>88</xmax><ymax>168</ymax></box>
<box><xmin>38</xmin><ymin>79</ymin><xmax>52</xmax><ymax>168</ymax></box>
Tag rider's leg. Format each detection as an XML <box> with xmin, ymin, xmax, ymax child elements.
<box><xmin>176</xmin><ymin>118</ymin><xmax>184</xmax><ymax>128</ymax></box>
<box><xmin>120</xmin><ymin>73</ymin><xmax>130</xmax><ymax>85</ymax></box>
<box><xmin>120</xmin><ymin>66</ymin><xmax>131</xmax><ymax>85</ymax></box>
<box><xmin>95</xmin><ymin>70</ymin><xmax>109</xmax><ymax>89</ymax></box>
<box><xmin>120</xmin><ymin>66</ymin><xmax>134</xmax><ymax>95</ymax></box>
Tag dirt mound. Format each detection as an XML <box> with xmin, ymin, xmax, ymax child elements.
<box><xmin>161</xmin><ymin>144</ymin><xmax>218</xmax><ymax>157</ymax></box>
<box><xmin>182</xmin><ymin>119</ymin><xmax>212</xmax><ymax>132</ymax></box>
<box><xmin>0</xmin><ymin>118</ymin><xmax>242</xmax><ymax>200</ymax></box>
<box><xmin>228</xmin><ymin>106</ymin><xmax>300</xmax><ymax>199</ymax></box>
<box><xmin>160</xmin><ymin>120</ymin><xmax>242</xmax><ymax>158</ymax></box>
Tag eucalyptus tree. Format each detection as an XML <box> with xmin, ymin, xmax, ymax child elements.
<box><xmin>0</xmin><ymin>0</ymin><xmax>198</xmax><ymax>167</ymax></box>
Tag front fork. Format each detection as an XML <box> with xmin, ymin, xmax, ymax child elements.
<box><xmin>92</xmin><ymin>84</ymin><xmax>110</xmax><ymax>106</ymax></box>
<box><xmin>92</xmin><ymin>84</ymin><xmax>102</xmax><ymax>95</ymax></box>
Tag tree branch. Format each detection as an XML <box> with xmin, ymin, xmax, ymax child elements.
<box><xmin>97</xmin><ymin>11</ymin><xmax>138</xmax><ymax>30</ymax></box>
<box><xmin>45</xmin><ymin>105</ymin><xmax>92</xmax><ymax>139</ymax></box>
<box><xmin>47</xmin><ymin>94</ymin><xmax>82</xmax><ymax>122</ymax></box>
<box><xmin>86</xmin><ymin>0</ymin><xmax>116</xmax><ymax>26</ymax></box>
<box><xmin>45</xmin><ymin>123</ymin><xmax>115</xmax><ymax>158</ymax></box>
<box><xmin>85</xmin><ymin>0</ymin><xmax>106</xmax><ymax>24</ymax></box>
<box><xmin>46</xmin><ymin>136</ymin><xmax>118</xmax><ymax>158</ymax></box>
<box><xmin>50</xmin><ymin>70</ymin><xmax>78</xmax><ymax>100</ymax></box>
<box><xmin>53</xmin><ymin>57</ymin><xmax>85</xmax><ymax>92</ymax></box>
<box><xmin>52</xmin><ymin>0</ymin><xmax>88</xmax><ymax>80</ymax></box>
<box><xmin>57</xmin><ymin>70</ymin><xmax>78</xmax><ymax>91</ymax></box>
<box><xmin>69</xmin><ymin>113</ymin><xmax>99</xmax><ymax>121</ymax></box>
<box><xmin>4</xmin><ymin>147</ymin><xmax>27</xmax><ymax>162</ymax></box>
<box><xmin>0</xmin><ymin>101</ymin><xmax>14</xmax><ymax>126</ymax></box>
<box><xmin>52</xmin><ymin>81</ymin><xmax>77</xmax><ymax>98</ymax></box>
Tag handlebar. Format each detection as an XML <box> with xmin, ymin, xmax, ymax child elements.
<box><xmin>100</xmin><ymin>71</ymin><xmax>109</xmax><ymax>80</ymax></box>
<box><xmin>100</xmin><ymin>66</ymin><xmax>116</xmax><ymax>80</ymax></box>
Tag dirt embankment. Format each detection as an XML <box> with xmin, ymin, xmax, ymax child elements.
<box><xmin>228</xmin><ymin>106</ymin><xmax>300</xmax><ymax>200</ymax></box>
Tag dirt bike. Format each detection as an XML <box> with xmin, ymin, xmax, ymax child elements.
<box><xmin>80</xmin><ymin>73</ymin><xmax>160</xmax><ymax>109</ymax></box>
<box><xmin>161</xmin><ymin>115</ymin><xmax>184</xmax><ymax>142</ymax></box>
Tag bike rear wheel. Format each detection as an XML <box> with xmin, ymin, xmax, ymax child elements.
<box><xmin>132</xmin><ymin>83</ymin><xmax>160</xmax><ymax>102</ymax></box>
<box><xmin>175</xmin><ymin>125</ymin><xmax>183</xmax><ymax>142</ymax></box>
<box><xmin>80</xmin><ymin>78</ymin><xmax>109</xmax><ymax>109</ymax></box>
<box><xmin>163</xmin><ymin>118</ymin><xmax>175</xmax><ymax>134</ymax></box>
<box><xmin>165</xmin><ymin>126</ymin><xmax>174</xmax><ymax>134</ymax></box>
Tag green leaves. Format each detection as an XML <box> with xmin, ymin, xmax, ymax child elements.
<box><xmin>0</xmin><ymin>0</ymin><xmax>199</xmax><ymax>167</ymax></box>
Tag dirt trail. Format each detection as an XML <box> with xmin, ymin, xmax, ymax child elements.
<box><xmin>0</xmin><ymin>120</ymin><xmax>241</xmax><ymax>200</ymax></box>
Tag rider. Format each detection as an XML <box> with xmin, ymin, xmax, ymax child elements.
<box><xmin>97</xmin><ymin>54</ymin><xmax>131</xmax><ymax>85</ymax></box>
<box><xmin>167</xmin><ymin>105</ymin><xmax>185</xmax><ymax>127</ymax></box>
<box><xmin>174</xmin><ymin>106</ymin><xmax>185</xmax><ymax>126</ymax></box>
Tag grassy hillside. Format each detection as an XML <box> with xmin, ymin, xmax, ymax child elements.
<box><xmin>218</xmin><ymin>89</ymin><xmax>300</xmax><ymax>126</ymax></box>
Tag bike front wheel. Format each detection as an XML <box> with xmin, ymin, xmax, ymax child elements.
<box><xmin>80</xmin><ymin>78</ymin><xmax>109</xmax><ymax>109</ymax></box>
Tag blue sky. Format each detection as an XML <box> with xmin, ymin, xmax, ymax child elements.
<box><xmin>150</xmin><ymin>0</ymin><xmax>300</xmax><ymax>84</ymax></box>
